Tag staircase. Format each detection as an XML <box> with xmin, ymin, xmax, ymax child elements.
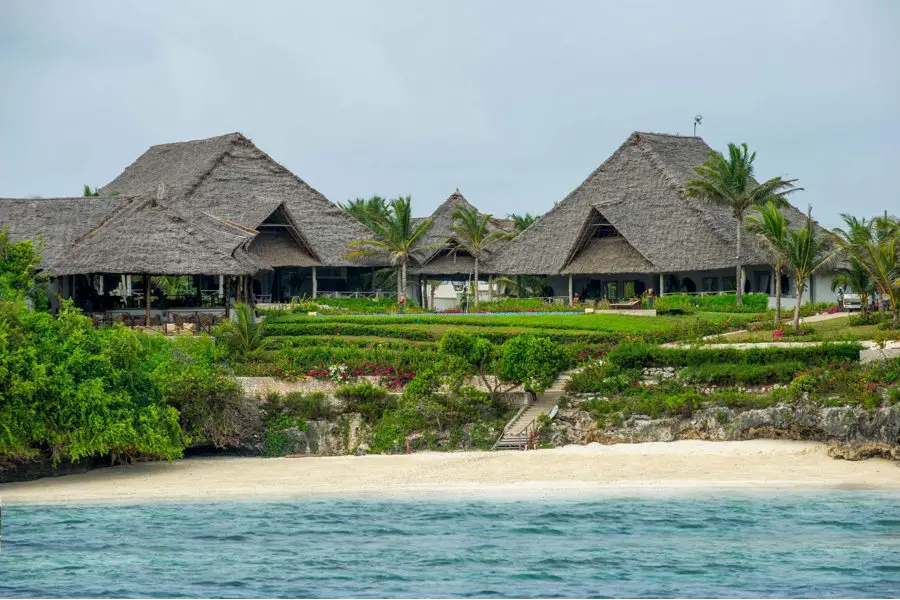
<box><xmin>492</xmin><ymin>369</ymin><xmax>579</xmax><ymax>451</ymax></box>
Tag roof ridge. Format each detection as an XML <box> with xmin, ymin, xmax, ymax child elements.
<box><xmin>147</xmin><ymin>132</ymin><xmax>245</xmax><ymax>151</ymax></box>
<box><xmin>633</xmin><ymin>130</ymin><xmax>702</xmax><ymax>140</ymax></box>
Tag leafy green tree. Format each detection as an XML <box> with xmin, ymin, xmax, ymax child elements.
<box><xmin>0</xmin><ymin>226</ymin><xmax>47</xmax><ymax>302</ymax></box>
<box><xmin>346</xmin><ymin>196</ymin><xmax>440</xmax><ymax>300</ymax></box>
<box><xmin>83</xmin><ymin>184</ymin><xmax>101</xmax><ymax>197</ymax></box>
<box><xmin>782</xmin><ymin>207</ymin><xmax>838</xmax><ymax>332</ymax></box>
<box><xmin>449</xmin><ymin>206</ymin><xmax>509</xmax><ymax>305</ymax></box>
<box><xmin>339</xmin><ymin>195</ymin><xmax>390</xmax><ymax>231</ymax></box>
<box><xmin>0</xmin><ymin>301</ymin><xmax>183</xmax><ymax>464</ymax></box>
<box><xmin>438</xmin><ymin>331</ymin><xmax>510</xmax><ymax>398</ymax></box>
<box><xmin>498</xmin><ymin>335</ymin><xmax>569</xmax><ymax>393</ymax></box>
<box><xmin>685</xmin><ymin>143</ymin><xmax>800</xmax><ymax>305</ymax></box>
<box><xmin>746</xmin><ymin>201</ymin><xmax>789</xmax><ymax>325</ymax></box>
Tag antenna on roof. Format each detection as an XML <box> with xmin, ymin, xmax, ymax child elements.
<box><xmin>693</xmin><ymin>114</ymin><xmax>703</xmax><ymax>136</ymax></box>
<box><xmin>156</xmin><ymin>183</ymin><xmax>166</xmax><ymax>201</ymax></box>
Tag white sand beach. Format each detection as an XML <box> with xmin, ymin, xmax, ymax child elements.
<box><xmin>2</xmin><ymin>440</ymin><xmax>898</xmax><ymax>504</ymax></box>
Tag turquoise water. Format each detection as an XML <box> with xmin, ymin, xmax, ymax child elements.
<box><xmin>2</xmin><ymin>493</ymin><xmax>899</xmax><ymax>597</ymax></box>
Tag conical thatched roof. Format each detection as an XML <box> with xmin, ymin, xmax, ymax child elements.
<box><xmin>412</xmin><ymin>190</ymin><xmax>513</xmax><ymax>275</ymax></box>
<box><xmin>53</xmin><ymin>197</ymin><xmax>266</xmax><ymax>276</ymax></box>
<box><xmin>101</xmin><ymin>132</ymin><xmax>381</xmax><ymax>267</ymax></box>
<box><xmin>491</xmin><ymin>131</ymin><xmax>810</xmax><ymax>275</ymax></box>
<box><xmin>0</xmin><ymin>196</ymin><xmax>129</xmax><ymax>271</ymax></box>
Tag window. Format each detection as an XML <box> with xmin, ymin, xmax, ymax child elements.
<box><xmin>702</xmin><ymin>277</ymin><xmax>718</xmax><ymax>293</ymax></box>
<box><xmin>722</xmin><ymin>276</ymin><xmax>737</xmax><ymax>292</ymax></box>
<box><xmin>623</xmin><ymin>281</ymin><xmax>637</xmax><ymax>299</ymax></box>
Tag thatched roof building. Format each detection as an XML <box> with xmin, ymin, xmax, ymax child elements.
<box><xmin>100</xmin><ymin>132</ymin><xmax>378</xmax><ymax>267</ymax></box>
<box><xmin>490</xmin><ymin>131</ymin><xmax>810</xmax><ymax>276</ymax></box>
<box><xmin>411</xmin><ymin>190</ymin><xmax>514</xmax><ymax>277</ymax></box>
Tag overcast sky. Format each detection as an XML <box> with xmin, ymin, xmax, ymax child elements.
<box><xmin>1</xmin><ymin>1</ymin><xmax>897</xmax><ymax>227</ymax></box>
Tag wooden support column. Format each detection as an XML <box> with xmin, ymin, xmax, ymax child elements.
<box><xmin>568</xmin><ymin>274</ymin><xmax>574</xmax><ymax>306</ymax></box>
<box><xmin>311</xmin><ymin>266</ymin><xmax>318</xmax><ymax>299</ymax></box>
<box><xmin>144</xmin><ymin>274</ymin><xmax>151</xmax><ymax>327</ymax></box>
<box><xmin>659</xmin><ymin>273</ymin><xmax>665</xmax><ymax>296</ymax></box>
<box><xmin>488</xmin><ymin>275</ymin><xmax>493</xmax><ymax>302</ymax></box>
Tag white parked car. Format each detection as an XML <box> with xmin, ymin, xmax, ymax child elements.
<box><xmin>842</xmin><ymin>293</ymin><xmax>863</xmax><ymax>311</ymax></box>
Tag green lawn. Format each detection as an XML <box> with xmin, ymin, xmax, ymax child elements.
<box><xmin>706</xmin><ymin>315</ymin><xmax>898</xmax><ymax>343</ymax></box>
<box><xmin>267</xmin><ymin>311</ymin><xmax>756</xmax><ymax>334</ymax></box>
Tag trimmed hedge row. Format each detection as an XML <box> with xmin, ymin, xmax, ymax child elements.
<box><xmin>678</xmin><ymin>361</ymin><xmax>804</xmax><ymax>386</ymax></box>
<box><xmin>609</xmin><ymin>342</ymin><xmax>861</xmax><ymax>369</ymax></box>
<box><xmin>654</xmin><ymin>293</ymin><xmax>768</xmax><ymax>314</ymax></box>
<box><xmin>265</xmin><ymin>322</ymin><xmax>437</xmax><ymax>341</ymax></box>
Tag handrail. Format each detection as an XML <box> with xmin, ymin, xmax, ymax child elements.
<box><xmin>491</xmin><ymin>404</ymin><xmax>530</xmax><ymax>450</ymax></box>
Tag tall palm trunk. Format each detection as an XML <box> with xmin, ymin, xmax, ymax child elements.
<box><xmin>735</xmin><ymin>217</ymin><xmax>744</xmax><ymax>306</ymax></box>
<box><xmin>792</xmin><ymin>281</ymin><xmax>805</xmax><ymax>333</ymax></box>
<box><xmin>396</xmin><ymin>266</ymin><xmax>402</xmax><ymax>299</ymax></box>
<box><xmin>861</xmin><ymin>294</ymin><xmax>869</xmax><ymax>320</ymax></box>
<box><xmin>774</xmin><ymin>264</ymin><xmax>782</xmax><ymax>326</ymax></box>
<box><xmin>400</xmin><ymin>261</ymin><xmax>408</xmax><ymax>302</ymax></box>
<box><xmin>473</xmin><ymin>257</ymin><xmax>480</xmax><ymax>306</ymax></box>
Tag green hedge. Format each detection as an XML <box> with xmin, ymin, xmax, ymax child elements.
<box><xmin>678</xmin><ymin>361</ymin><xmax>804</xmax><ymax>386</ymax></box>
<box><xmin>655</xmin><ymin>293</ymin><xmax>768</xmax><ymax>314</ymax></box>
<box><xmin>264</xmin><ymin>322</ymin><xmax>437</xmax><ymax>341</ymax></box>
<box><xmin>608</xmin><ymin>342</ymin><xmax>861</xmax><ymax>369</ymax></box>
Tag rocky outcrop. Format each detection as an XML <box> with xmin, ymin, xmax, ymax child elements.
<box><xmin>548</xmin><ymin>400</ymin><xmax>900</xmax><ymax>460</ymax></box>
<box><xmin>275</xmin><ymin>414</ymin><xmax>373</xmax><ymax>456</ymax></box>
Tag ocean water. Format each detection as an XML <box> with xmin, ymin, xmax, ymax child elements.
<box><xmin>1</xmin><ymin>493</ymin><xmax>899</xmax><ymax>598</ymax></box>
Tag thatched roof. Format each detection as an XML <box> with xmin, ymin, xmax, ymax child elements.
<box><xmin>491</xmin><ymin>131</ymin><xmax>812</xmax><ymax>276</ymax></box>
<box><xmin>101</xmin><ymin>132</ymin><xmax>381</xmax><ymax>267</ymax></box>
<box><xmin>0</xmin><ymin>196</ymin><xmax>128</xmax><ymax>270</ymax></box>
<box><xmin>53</xmin><ymin>197</ymin><xmax>266</xmax><ymax>276</ymax></box>
<box><xmin>412</xmin><ymin>190</ymin><xmax>512</xmax><ymax>275</ymax></box>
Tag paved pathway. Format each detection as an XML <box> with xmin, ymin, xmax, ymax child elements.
<box><xmin>708</xmin><ymin>311</ymin><xmax>850</xmax><ymax>339</ymax></box>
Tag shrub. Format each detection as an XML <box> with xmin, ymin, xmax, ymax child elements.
<box><xmin>262</xmin><ymin>391</ymin><xmax>331</xmax><ymax>421</ymax></box>
<box><xmin>655</xmin><ymin>293</ymin><xmax>767</xmax><ymax>314</ymax></box>
<box><xmin>789</xmin><ymin>374</ymin><xmax>817</xmax><ymax>398</ymax></box>
<box><xmin>608</xmin><ymin>342</ymin><xmax>861</xmax><ymax>369</ymax></box>
<box><xmin>678</xmin><ymin>361</ymin><xmax>803</xmax><ymax>386</ymax></box>
<box><xmin>335</xmin><ymin>383</ymin><xmax>395</xmax><ymax>422</ymax></box>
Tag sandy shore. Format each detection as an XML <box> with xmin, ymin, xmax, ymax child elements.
<box><xmin>2</xmin><ymin>440</ymin><xmax>898</xmax><ymax>504</ymax></box>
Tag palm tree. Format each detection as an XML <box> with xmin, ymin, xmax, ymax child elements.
<box><xmin>830</xmin><ymin>260</ymin><xmax>873</xmax><ymax>318</ymax></box>
<box><xmin>746</xmin><ymin>201</ymin><xmax>789</xmax><ymax>326</ymax></box>
<box><xmin>782</xmin><ymin>207</ymin><xmax>838</xmax><ymax>333</ymax></box>
<box><xmin>345</xmin><ymin>196</ymin><xmax>440</xmax><ymax>301</ymax></box>
<box><xmin>215</xmin><ymin>303</ymin><xmax>265</xmax><ymax>359</ymax></box>
<box><xmin>509</xmin><ymin>213</ymin><xmax>537</xmax><ymax>234</ymax></box>
<box><xmin>685</xmin><ymin>143</ymin><xmax>800</xmax><ymax>305</ymax></box>
<box><xmin>339</xmin><ymin>195</ymin><xmax>390</xmax><ymax>231</ymax></box>
<box><xmin>833</xmin><ymin>212</ymin><xmax>900</xmax><ymax>327</ymax></box>
<box><xmin>450</xmin><ymin>206</ymin><xmax>510</xmax><ymax>306</ymax></box>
